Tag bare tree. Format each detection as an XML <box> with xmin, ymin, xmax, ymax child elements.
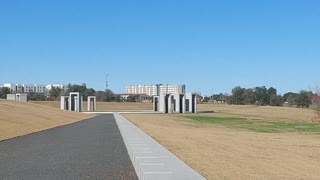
<box><xmin>315</xmin><ymin>87</ymin><xmax>320</xmax><ymax>119</ymax></box>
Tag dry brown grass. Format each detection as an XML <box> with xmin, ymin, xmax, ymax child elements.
<box><xmin>198</xmin><ymin>103</ymin><xmax>316</xmax><ymax>122</ymax></box>
<box><xmin>30</xmin><ymin>101</ymin><xmax>153</xmax><ymax>111</ymax></box>
<box><xmin>0</xmin><ymin>99</ymin><xmax>94</xmax><ymax>141</ymax></box>
<box><xmin>124</xmin><ymin>104</ymin><xmax>320</xmax><ymax>180</ymax></box>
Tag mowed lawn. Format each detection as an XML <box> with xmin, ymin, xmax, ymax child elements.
<box><xmin>124</xmin><ymin>104</ymin><xmax>320</xmax><ymax>179</ymax></box>
<box><xmin>0</xmin><ymin>99</ymin><xmax>94</xmax><ymax>141</ymax></box>
<box><xmin>30</xmin><ymin>101</ymin><xmax>153</xmax><ymax>111</ymax></box>
<box><xmin>185</xmin><ymin>116</ymin><xmax>320</xmax><ymax>133</ymax></box>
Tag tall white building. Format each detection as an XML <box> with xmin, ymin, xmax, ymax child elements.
<box><xmin>22</xmin><ymin>84</ymin><xmax>35</xmax><ymax>93</ymax></box>
<box><xmin>126</xmin><ymin>84</ymin><xmax>186</xmax><ymax>96</ymax></box>
<box><xmin>126</xmin><ymin>85</ymin><xmax>158</xmax><ymax>96</ymax></box>
<box><xmin>159</xmin><ymin>84</ymin><xmax>186</xmax><ymax>94</ymax></box>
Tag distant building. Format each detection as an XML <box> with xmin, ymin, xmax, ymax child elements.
<box><xmin>126</xmin><ymin>85</ymin><xmax>158</xmax><ymax>96</ymax></box>
<box><xmin>126</xmin><ymin>84</ymin><xmax>186</xmax><ymax>96</ymax></box>
<box><xmin>22</xmin><ymin>84</ymin><xmax>35</xmax><ymax>93</ymax></box>
<box><xmin>16</xmin><ymin>84</ymin><xmax>23</xmax><ymax>92</ymax></box>
<box><xmin>2</xmin><ymin>83</ymin><xmax>68</xmax><ymax>94</ymax></box>
<box><xmin>46</xmin><ymin>84</ymin><xmax>68</xmax><ymax>92</ymax></box>
<box><xmin>34</xmin><ymin>85</ymin><xmax>47</xmax><ymax>93</ymax></box>
<box><xmin>159</xmin><ymin>84</ymin><xmax>186</xmax><ymax>95</ymax></box>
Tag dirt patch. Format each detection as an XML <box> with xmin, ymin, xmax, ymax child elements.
<box><xmin>0</xmin><ymin>99</ymin><xmax>94</xmax><ymax>141</ymax></box>
<box><xmin>123</xmin><ymin>113</ymin><xmax>320</xmax><ymax>180</ymax></box>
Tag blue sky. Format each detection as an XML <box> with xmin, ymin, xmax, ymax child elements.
<box><xmin>0</xmin><ymin>0</ymin><xmax>319</xmax><ymax>95</ymax></box>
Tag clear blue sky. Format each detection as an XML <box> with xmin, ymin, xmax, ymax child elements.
<box><xmin>1</xmin><ymin>0</ymin><xmax>319</xmax><ymax>95</ymax></box>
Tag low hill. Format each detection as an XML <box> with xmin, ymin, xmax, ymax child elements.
<box><xmin>0</xmin><ymin>99</ymin><xmax>94</xmax><ymax>141</ymax></box>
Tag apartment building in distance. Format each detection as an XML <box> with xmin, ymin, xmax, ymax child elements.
<box><xmin>126</xmin><ymin>85</ymin><xmax>158</xmax><ymax>96</ymax></box>
<box><xmin>126</xmin><ymin>84</ymin><xmax>186</xmax><ymax>96</ymax></box>
<box><xmin>0</xmin><ymin>83</ymin><xmax>68</xmax><ymax>94</ymax></box>
<box><xmin>23</xmin><ymin>84</ymin><xmax>36</xmax><ymax>93</ymax></box>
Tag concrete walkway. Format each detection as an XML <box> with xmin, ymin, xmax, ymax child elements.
<box><xmin>0</xmin><ymin>115</ymin><xmax>137</xmax><ymax>180</ymax></box>
<box><xmin>114</xmin><ymin>113</ymin><xmax>205</xmax><ymax>180</ymax></box>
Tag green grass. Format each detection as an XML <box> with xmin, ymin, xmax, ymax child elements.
<box><xmin>184</xmin><ymin>116</ymin><xmax>320</xmax><ymax>133</ymax></box>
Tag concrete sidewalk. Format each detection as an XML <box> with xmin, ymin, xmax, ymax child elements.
<box><xmin>114</xmin><ymin>113</ymin><xmax>205</xmax><ymax>180</ymax></box>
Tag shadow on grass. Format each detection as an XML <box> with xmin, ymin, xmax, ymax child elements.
<box><xmin>184</xmin><ymin>116</ymin><xmax>320</xmax><ymax>133</ymax></box>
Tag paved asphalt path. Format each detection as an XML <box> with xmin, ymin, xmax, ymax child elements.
<box><xmin>0</xmin><ymin>114</ymin><xmax>138</xmax><ymax>180</ymax></box>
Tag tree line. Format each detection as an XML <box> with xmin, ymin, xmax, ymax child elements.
<box><xmin>1</xmin><ymin>84</ymin><xmax>318</xmax><ymax>106</ymax></box>
<box><xmin>0</xmin><ymin>83</ymin><xmax>149</xmax><ymax>102</ymax></box>
<box><xmin>205</xmin><ymin>86</ymin><xmax>318</xmax><ymax>108</ymax></box>
<box><xmin>49</xmin><ymin>84</ymin><xmax>145</xmax><ymax>102</ymax></box>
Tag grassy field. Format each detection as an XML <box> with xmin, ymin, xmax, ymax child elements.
<box><xmin>185</xmin><ymin>116</ymin><xmax>320</xmax><ymax>133</ymax></box>
<box><xmin>124</xmin><ymin>104</ymin><xmax>320</xmax><ymax>179</ymax></box>
<box><xmin>197</xmin><ymin>103</ymin><xmax>317</xmax><ymax>122</ymax></box>
<box><xmin>0</xmin><ymin>99</ymin><xmax>94</xmax><ymax>141</ymax></box>
<box><xmin>30</xmin><ymin>101</ymin><xmax>153</xmax><ymax>111</ymax></box>
<box><xmin>2</xmin><ymin>100</ymin><xmax>320</xmax><ymax>179</ymax></box>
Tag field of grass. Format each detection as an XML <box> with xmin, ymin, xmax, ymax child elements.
<box><xmin>198</xmin><ymin>103</ymin><xmax>317</xmax><ymax>122</ymax></box>
<box><xmin>124</xmin><ymin>104</ymin><xmax>320</xmax><ymax>179</ymax></box>
<box><xmin>185</xmin><ymin>115</ymin><xmax>320</xmax><ymax>133</ymax></box>
<box><xmin>30</xmin><ymin>101</ymin><xmax>153</xmax><ymax>111</ymax></box>
<box><xmin>0</xmin><ymin>99</ymin><xmax>94</xmax><ymax>141</ymax></box>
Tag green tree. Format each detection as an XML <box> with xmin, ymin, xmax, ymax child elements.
<box><xmin>212</xmin><ymin>93</ymin><xmax>229</xmax><ymax>103</ymax></box>
<box><xmin>0</xmin><ymin>87</ymin><xmax>11</xmax><ymax>99</ymax></box>
<box><xmin>105</xmin><ymin>89</ymin><xmax>115</xmax><ymax>102</ymax></box>
<box><xmin>66</xmin><ymin>84</ymin><xmax>97</xmax><ymax>100</ymax></box>
<box><xmin>203</xmin><ymin>96</ymin><xmax>210</xmax><ymax>102</ymax></box>
<box><xmin>212</xmin><ymin>94</ymin><xmax>220</xmax><ymax>101</ymax></box>
<box><xmin>228</xmin><ymin>86</ymin><xmax>245</xmax><ymax>105</ymax></box>
<box><xmin>269</xmin><ymin>95</ymin><xmax>284</xmax><ymax>106</ymax></box>
<box><xmin>254</xmin><ymin>86</ymin><xmax>268</xmax><ymax>106</ymax></box>
<box><xmin>48</xmin><ymin>86</ymin><xmax>61</xmax><ymax>100</ymax></box>
<box><xmin>295</xmin><ymin>91</ymin><xmax>312</xmax><ymax>108</ymax></box>
<box><xmin>241</xmin><ymin>88</ymin><xmax>256</xmax><ymax>105</ymax></box>
<box><xmin>28</xmin><ymin>92</ymin><xmax>47</xmax><ymax>101</ymax></box>
<box><xmin>267</xmin><ymin>87</ymin><xmax>277</xmax><ymax>97</ymax></box>
<box><xmin>283</xmin><ymin>92</ymin><xmax>296</xmax><ymax>102</ymax></box>
<box><xmin>83</xmin><ymin>88</ymin><xmax>96</xmax><ymax>100</ymax></box>
<box><xmin>267</xmin><ymin>87</ymin><xmax>277</xmax><ymax>105</ymax></box>
<box><xmin>67</xmin><ymin>84</ymin><xmax>86</xmax><ymax>95</ymax></box>
<box><xmin>287</xmin><ymin>93</ymin><xmax>299</xmax><ymax>107</ymax></box>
